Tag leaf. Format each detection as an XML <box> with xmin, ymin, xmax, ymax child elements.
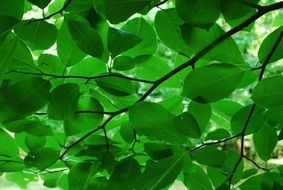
<box><xmin>47</xmin><ymin>83</ymin><xmax>80</xmax><ymax>120</ymax></box>
<box><xmin>258</xmin><ymin>26</ymin><xmax>283</xmax><ymax>64</ymax></box>
<box><xmin>3</xmin><ymin>117</ymin><xmax>53</xmax><ymax>136</ymax></box>
<box><xmin>207</xmin><ymin>167</ymin><xmax>227</xmax><ymax>189</ymax></box>
<box><xmin>0</xmin><ymin>129</ymin><xmax>19</xmax><ymax>156</ymax></box>
<box><xmin>57</xmin><ymin>21</ymin><xmax>85</xmax><ymax>67</ymax></box>
<box><xmin>129</xmin><ymin>102</ymin><xmax>188</xmax><ymax>144</ymax></box>
<box><xmin>68</xmin><ymin>163</ymin><xmax>92</xmax><ymax>190</ymax></box>
<box><xmin>14</xmin><ymin>21</ymin><xmax>58</xmax><ymax>50</ymax></box>
<box><xmin>184</xmin><ymin>163</ymin><xmax>213</xmax><ymax>190</ymax></box>
<box><xmin>182</xmin><ymin>63</ymin><xmax>245</xmax><ymax>103</ymax></box>
<box><xmin>0</xmin><ymin>0</ymin><xmax>24</xmax><ymax>35</ymax></box>
<box><xmin>27</xmin><ymin>0</ymin><xmax>51</xmax><ymax>8</ymax></box>
<box><xmin>67</xmin><ymin>16</ymin><xmax>104</xmax><ymax>58</ymax></box>
<box><xmin>252</xmin><ymin>76</ymin><xmax>283</xmax><ymax>108</ymax></box>
<box><xmin>205</xmin><ymin>129</ymin><xmax>230</xmax><ymax>141</ymax></box>
<box><xmin>113</xmin><ymin>56</ymin><xmax>135</xmax><ymax>71</ymax></box>
<box><xmin>231</xmin><ymin>105</ymin><xmax>266</xmax><ymax>135</ymax></box>
<box><xmin>38</xmin><ymin>54</ymin><xmax>64</xmax><ymax>75</ymax></box>
<box><xmin>155</xmin><ymin>9</ymin><xmax>191</xmax><ymax>55</ymax></box>
<box><xmin>94</xmin><ymin>0</ymin><xmax>148</xmax><ymax>24</ymax></box>
<box><xmin>221</xmin><ymin>0</ymin><xmax>259</xmax><ymax>21</ymax></box>
<box><xmin>253</xmin><ymin>123</ymin><xmax>278</xmax><ymax>162</ymax></box>
<box><xmin>108</xmin><ymin>27</ymin><xmax>141</xmax><ymax>57</ymax></box>
<box><xmin>181</xmin><ymin>24</ymin><xmax>244</xmax><ymax>64</ymax></box>
<box><xmin>173</xmin><ymin>112</ymin><xmax>201</xmax><ymax>138</ymax></box>
<box><xmin>191</xmin><ymin>147</ymin><xmax>226</xmax><ymax>167</ymax></box>
<box><xmin>122</xmin><ymin>17</ymin><xmax>157</xmax><ymax>57</ymax></box>
<box><xmin>64</xmin><ymin>97</ymin><xmax>103</xmax><ymax>136</ymax></box>
<box><xmin>95</xmin><ymin>76</ymin><xmax>135</xmax><ymax>96</ymax></box>
<box><xmin>108</xmin><ymin>157</ymin><xmax>141</xmax><ymax>190</ymax></box>
<box><xmin>135</xmin><ymin>154</ymin><xmax>184</xmax><ymax>190</ymax></box>
<box><xmin>239</xmin><ymin>174</ymin><xmax>263</xmax><ymax>190</ymax></box>
<box><xmin>0</xmin><ymin>77</ymin><xmax>51</xmax><ymax>120</ymax></box>
<box><xmin>25</xmin><ymin>135</ymin><xmax>46</xmax><ymax>150</ymax></box>
<box><xmin>24</xmin><ymin>148</ymin><xmax>59</xmax><ymax>170</ymax></box>
<box><xmin>144</xmin><ymin>143</ymin><xmax>173</xmax><ymax>160</ymax></box>
<box><xmin>176</xmin><ymin>0</ymin><xmax>221</xmax><ymax>29</ymax></box>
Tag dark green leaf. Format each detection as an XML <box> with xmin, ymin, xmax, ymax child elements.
<box><xmin>191</xmin><ymin>147</ymin><xmax>226</xmax><ymax>167</ymax></box>
<box><xmin>28</xmin><ymin>0</ymin><xmax>51</xmax><ymax>8</ymax></box>
<box><xmin>258</xmin><ymin>26</ymin><xmax>283</xmax><ymax>64</ymax></box>
<box><xmin>24</xmin><ymin>148</ymin><xmax>59</xmax><ymax>170</ymax></box>
<box><xmin>129</xmin><ymin>102</ymin><xmax>188</xmax><ymax>144</ymax></box>
<box><xmin>173</xmin><ymin>112</ymin><xmax>201</xmax><ymax>138</ymax></box>
<box><xmin>176</xmin><ymin>0</ymin><xmax>221</xmax><ymax>29</ymax></box>
<box><xmin>183</xmin><ymin>63</ymin><xmax>245</xmax><ymax>103</ymax></box>
<box><xmin>67</xmin><ymin>16</ymin><xmax>104</xmax><ymax>58</ymax></box>
<box><xmin>68</xmin><ymin>163</ymin><xmax>92</xmax><ymax>190</ymax></box>
<box><xmin>252</xmin><ymin>76</ymin><xmax>283</xmax><ymax>108</ymax></box>
<box><xmin>25</xmin><ymin>135</ymin><xmax>46</xmax><ymax>150</ymax></box>
<box><xmin>205</xmin><ymin>129</ymin><xmax>230</xmax><ymax>141</ymax></box>
<box><xmin>113</xmin><ymin>56</ymin><xmax>135</xmax><ymax>71</ymax></box>
<box><xmin>108</xmin><ymin>27</ymin><xmax>141</xmax><ymax>57</ymax></box>
<box><xmin>184</xmin><ymin>163</ymin><xmax>213</xmax><ymax>190</ymax></box>
<box><xmin>15</xmin><ymin>21</ymin><xmax>57</xmax><ymax>50</ymax></box>
<box><xmin>231</xmin><ymin>105</ymin><xmax>266</xmax><ymax>135</ymax></box>
<box><xmin>135</xmin><ymin>154</ymin><xmax>184</xmax><ymax>190</ymax></box>
<box><xmin>144</xmin><ymin>143</ymin><xmax>173</xmax><ymax>160</ymax></box>
<box><xmin>47</xmin><ymin>83</ymin><xmax>80</xmax><ymax>120</ymax></box>
<box><xmin>0</xmin><ymin>129</ymin><xmax>19</xmax><ymax>156</ymax></box>
<box><xmin>253</xmin><ymin>123</ymin><xmax>277</xmax><ymax>162</ymax></box>
<box><xmin>0</xmin><ymin>77</ymin><xmax>51</xmax><ymax>120</ymax></box>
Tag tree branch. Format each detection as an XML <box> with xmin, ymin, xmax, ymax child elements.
<box><xmin>243</xmin><ymin>155</ymin><xmax>268</xmax><ymax>171</ymax></box>
<box><xmin>10</xmin><ymin>70</ymin><xmax>155</xmax><ymax>84</ymax></box>
<box><xmin>58</xmin><ymin>1</ymin><xmax>283</xmax><ymax>159</ymax></box>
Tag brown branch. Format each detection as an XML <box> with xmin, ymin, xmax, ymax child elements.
<box><xmin>10</xmin><ymin>70</ymin><xmax>155</xmax><ymax>84</ymax></box>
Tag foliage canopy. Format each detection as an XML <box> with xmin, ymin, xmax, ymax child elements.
<box><xmin>1</xmin><ymin>0</ymin><xmax>283</xmax><ymax>189</ymax></box>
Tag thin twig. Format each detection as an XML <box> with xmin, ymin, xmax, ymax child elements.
<box><xmin>243</xmin><ymin>155</ymin><xmax>268</xmax><ymax>170</ymax></box>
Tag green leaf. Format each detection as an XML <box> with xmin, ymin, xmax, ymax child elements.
<box><xmin>3</xmin><ymin>117</ymin><xmax>53</xmax><ymax>136</ymax></box>
<box><xmin>173</xmin><ymin>112</ymin><xmax>201</xmax><ymax>138</ymax></box>
<box><xmin>0</xmin><ymin>0</ymin><xmax>24</xmax><ymax>35</ymax></box>
<box><xmin>181</xmin><ymin>24</ymin><xmax>244</xmax><ymax>64</ymax></box>
<box><xmin>24</xmin><ymin>148</ymin><xmax>59</xmax><ymax>170</ymax></box>
<box><xmin>135</xmin><ymin>154</ymin><xmax>184</xmax><ymax>190</ymax></box>
<box><xmin>113</xmin><ymin>56</ymin><xmax>135</xmax><ymax>71</ymax></box>
<box><xmin>47</xmin><ymin>83</ymin><xmax>80</xmax><ymax>120</ymax></box>
<box><xmin>94</xmin><ymin>0</ymin><xmax>148</xmax><ymax>24</ymax></box>
<box><xmin>0</xmin><ymin>129</ymin><xmax>19</xmax><ymax>156</ymax></box>
<box><xmin>129</xmin><ymin>102</ymin><xmax>188</xmax><ymax>144</ymax></box>
<box><xmin>191</xmin><ymin>147</ymin><xmax>226</xmax><ymax>167</ymax></box>
<box><xmin>38</xmin><ymin>54</ymin><xmax>64</xmax><ymax>75</ymax></box>
<box><xmin>108</xmin><ymin>27</ymin><xmax>141</xmax><ymax>57</ymax></box>
<box><xmin>57</xmin><ymin>21</ymin><xmax>85</xmax><ymax>67</ymax></box>
<box><xmin>258</xmin><ymin>26</ymin><xmax>283</xmax><ymax>64</ymax></box>
<box><xmin>239</xmin><ymin>174</ymin><xmax>263</xmax><ymax>190</ymax></box>
<box><xmin>183</xmin><ymin>63</ymin><xmax>245</xmax><ymax>103</ymax></box>
<box><xmin>0</xmin><ymin>77</ymin><xmax>51</xmax><ymax>120</ymax></box>
<box><xmin>207</xmin><ymin>167</ymin><xmax>227</xmax><ymax>189</ymax></box>
<box><xmin>155</xmin><ymin>9</ymin><xmax>191</xmax><ymax>55</ymax></box>
<box><xmin>205</xmin><ymin>129</ymin><xmax>230</xmax><ymax>141</ymax></box>
<box><xmin>67</xmin><ymin>16</ymin><xmax>104</xmax><ymax>58</ymax></box>
<box><xmin>68</xmin><ymin>163</ymin><xmax>92</xmax><ymax>190</ymax></box>
<box><xmin>14</xmin><ymin>21</ymin><xmax>58</xmax><ymax>50</ymax></box>
<box><xmin>176</xmin><ymin>0</ymin><xmax>221</xmax><ymax>29</ymax></box>
<box><xmin>184</xmin><ymin>163</ymin><xmax>213</xmax><ymax>190</ymax></box>
<box><xmin>253</xmin><ymin>123</ymin><xmax>277</xmax><ymax>162</ymax></box>
<box><xmin>144</xmin><ymin>143</ymin><xmax>173</xmax><ymax>160</ymax></box>
<box><xmin>64</xmin><ymin>96</ymin><xmax>103</xmax><ymax>136</ymax></box>
<box><xmin>25</xmin><ymin>135</ymin><xmax>46</xmax><ymax>150</ymax></box>
<box><xmin>28</xmin><ymin>0</ymin><xmax>51</xmax><ymax>9</ymax></box>
<box><xmin>221</xmin><ymin>0</ymin><xmax>259</xmax><ymax>21</ymax></box>
<box><xmin>122</xmin><ymin>17</ymin><xmax>157</xmax><ymax>57</ymax></box>
<box><xmin>231</xmin><ymin>105</ymin><xmax>267</xmax><ymax>135</ymax></box>
<box><xmin>252</xmin><ymin>76</ymin><xmax>283</xmax><ymax>108</ymax></box>
<box><xmin>95</xmin><ymin>76</ymin><xmax>135</xmax><ymax>96</ymax></box>
<box><xmin>108</xmin><ymin>157</ymin><xmax>141</xmax><ymax>190</ymax></box>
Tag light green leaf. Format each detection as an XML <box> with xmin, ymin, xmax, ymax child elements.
<box><xmin>14</xmin><ymin>21</ymin><xmax>58</xmax><ymax>50</ymax></box>
<box><xmin>135</xmin><ymin>154</ymin><xmax>184</xmax><ymax>190</ymax></box>
<box><xmin>108</xmin><ymin>27</ymin><xmax>141</xmax><ymax>57</ymax></box>
<box><xmin>253</xmin><ymin>123</ymin><xmax>277</xmax><ymax>162</ymax></box>
<box><xmin>176</xmin><ymin>0</ymin><xmax>221</xmax><ymax>29</ymax></box>
<box><xmin>129</xmin><ymin>102</ymin><xmax>188</xmax><ymax>144</ymax></box>
<box><xmin>47</xmin><ymin>83</ymin><xmax>80</xmax><ymax>120</ymax></box>
<box><xmin>252</xmin><ymin>76</ymin><xmax>283</xmax><ymax>108</ymax></box>
<box><xmin>183</xmin><ymin>63</ymin><xmax>245</xmax><ymax>103</ymax></box>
